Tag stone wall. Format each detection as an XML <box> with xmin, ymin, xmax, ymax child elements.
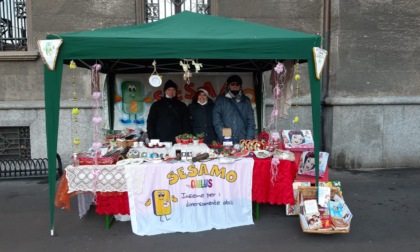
<box><xmin>1</xmin><ymin>0</ymin><xmax>419</xmax><ymax>168</ymax></box>
<box><xmin>326</xmin><ymin>0</ymin><xmax>420</xmax><ymax>168</ymax></box>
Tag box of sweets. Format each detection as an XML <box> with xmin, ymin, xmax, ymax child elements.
<box><xmin>281</xmin><ymin>130</ymin><xmax>314</xmax><ymax>152</ymax></box>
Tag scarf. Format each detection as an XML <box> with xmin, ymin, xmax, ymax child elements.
<box><xmin>225</xmin><ymin>90</ymin><xmax>242</xmax><ymax>102</ymax></box>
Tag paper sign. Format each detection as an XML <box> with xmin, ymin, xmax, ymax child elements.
<box><xmin>313</xmin><ymin>47</ymin><xmax>328</xmax><ymax>80</ymax></box>
<box><xmin>37</xmin><ymin>39</ymin><xmax>63</xmax><ymax>71</ymax></box>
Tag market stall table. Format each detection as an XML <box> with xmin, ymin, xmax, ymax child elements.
<box><xmin>56</xmin><ymin>156</ymin><xmax>298</xmax><ymax>230</ymax></box>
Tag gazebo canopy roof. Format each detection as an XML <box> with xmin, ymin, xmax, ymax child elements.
<box><xmin>49</xmin><ymin>11</ymin><xmax>320</xmax><ymax>73</ymax></box>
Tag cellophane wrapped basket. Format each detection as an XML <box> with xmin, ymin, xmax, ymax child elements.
<box><xmin>298</xmin><ymin>186</ymin><xmax>350</xmax><ymax>234</ymax></box>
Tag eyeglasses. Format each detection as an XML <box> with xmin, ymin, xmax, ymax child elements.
<box><xmin>229</xmin><ymin>82</ymin><xmax>240</xmax><ymax>86</ymax></box>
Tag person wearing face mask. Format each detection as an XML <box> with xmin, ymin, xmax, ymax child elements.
<box><xmin>213</xmin><ymin>75</ymin><xmax>255</xmax><ymax>144</ymax></box>
<box><xmin>147</xmin><ymin>80</ymin><xmax>192</xmax><ymax>143</ymax></box>
<box><xmin>188</xmin><ymin>88</ymin><xmax>217</xmax><ymax>145</ymax></box>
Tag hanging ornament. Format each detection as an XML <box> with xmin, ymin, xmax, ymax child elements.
<box><xmin>267</xmin><ymin>62</ymin><xmax>287</xmax><ymax>130</ymax></box>
<box><xmin>183</xmin><ymin>70</ymin><xmax>192</xmax><ymax>84</ymax></box>
<box><xmin>91</xmin><ymin>63</ymin><xmax>103</xmax><ymax>165</ymax></box>
<box><xmin>293</xmin><ymin>61</ymin><xmax>300</xmax><ymax>124</ymax></box>
<box><xmin>149</xmin><ymin>60</ymin><xmax>163</xmax><ymax>87</ymax></box>
<box><xmin>180</xmin><ymin>60</ymin><xmax>192</xmax><ymax>84</ymax></box>
<box><xmin>92</xmin><ymin>91</ymin><xmax>101</xmax><ymax>100</ymax></box>
<box><xmin>191</xmin><ymin>60</ymin><xmax>203</xmax><ymax>73</ymax></box>
<box><xmin>70</xmin><ymin>60</ymin><xmax>80</xmax><ymax>154</ymax></box>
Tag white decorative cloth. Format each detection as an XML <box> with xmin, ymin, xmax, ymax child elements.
<box><xmin>66</xmin><ymin>165</ymin><xmax>127</xmax><ymax>193</ymax></box>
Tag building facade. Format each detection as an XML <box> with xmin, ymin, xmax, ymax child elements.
<box><xmin>1</xmin><ymin>0</ymin><xmax>419</xmax><ymax>169</ymax></box>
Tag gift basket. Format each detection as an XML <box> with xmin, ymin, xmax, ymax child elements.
<box><xmin>297</xmin><ymin>186</ymin><xmax>351</xmax><ymax>234</ymax></box>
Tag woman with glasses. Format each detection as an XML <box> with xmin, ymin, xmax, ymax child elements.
<box><xmin>213</xmin><ymin>75</ymin><xmax>255</xmax><ymax>144</ymax></box>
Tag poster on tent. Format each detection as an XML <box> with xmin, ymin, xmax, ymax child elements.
<box><xmin>125</xmin><ymin>158</ymin><xmax>254</xmax><ymax>236</ymax></box>
<box><xmin>113</xmin><ymin>73</ymin><xmax>255</xmax><ymax>131</ymax></box>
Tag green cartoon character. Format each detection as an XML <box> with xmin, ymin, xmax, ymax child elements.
<box><xmin>45</xmin><ymin>42</ymin><xmax>54</xmax><ymax>56</ymax></box>
<box><xmin>118</xmin><ymin>81</ymin><xmax>146</xmax><ymax>125</ymax></box>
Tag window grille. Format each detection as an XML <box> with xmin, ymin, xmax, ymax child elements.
<box><xmin>0</xmin><ymin>126</ymin><xmax>30</xmax><ymax>160</ymax></box>
<box><xmin>0</xmin><ymin>0</ymin><xmax>27</xmax><ymax>51</ymax></box>
<box><xmin>145</xmin><ymin>0</ymin><xmax>210</xmax><ymax>23</ymax></box>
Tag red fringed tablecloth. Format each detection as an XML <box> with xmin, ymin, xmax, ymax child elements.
<box><xmin>252</xmin><ymin>157</ymin><xmax>298</xmax><ymax>205</ymax></box>
<box><xmin>95</xmin><ymin>192</ymin><xmax>130</xmax><ymax>215</ymax></box>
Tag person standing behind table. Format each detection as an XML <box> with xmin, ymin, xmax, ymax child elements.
<box><xmin>188</xmin><ymin>88</ymin><xmax>217</xmax><ymax>145</ymax></box>
<box><xmin>147</xmin><ymin>80</ymin><xmax>192</xmax><ymax>143</ymax></box>
<box><xmin>213</xmin><ymin>75</ymin><xmax>255</xmax><ymax>144</ymax></box>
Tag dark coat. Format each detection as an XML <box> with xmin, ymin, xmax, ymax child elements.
<box><xmin>213</xmin><ymin>94</ymin><xmax>255</xmax><ymax>144</ymax></box>
<box><xmin>147</xmin><ymin>96</ymin><xmax>191</xmax><ymax>143</ymax></box>
<box><xmin>188</xmin><ymin>99</ymin><xmax>217</xmax><ymax>145</ymax></box>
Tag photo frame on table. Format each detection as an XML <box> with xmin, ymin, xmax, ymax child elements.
<box><xmin>298</xmin><ymin>151</ymin><xmax>329</xmax><ymax>177</ymax></box>
<box><xmin>281</xmin><ymin>130</ymin><xmax>314</xmax><ymax>151</ymax></box>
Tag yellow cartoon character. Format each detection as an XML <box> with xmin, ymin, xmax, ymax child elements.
<box><xmin>145</xmin><ymin>189</ymin><xmax>178</xmax><ymax>222</ymax></box>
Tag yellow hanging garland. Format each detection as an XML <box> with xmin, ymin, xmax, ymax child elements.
<box><xmin>293</xmin><ymin>61</ymin><xmax>300</xmax><ymax>124</ymax></box>
<box><xmin>70</xmin><ymin>60</ymin><xmax>80</xmax><ymax>153</ymax></box>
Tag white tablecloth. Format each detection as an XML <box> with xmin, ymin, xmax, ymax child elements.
<box><xmin>65</xmin><ymin>158</ymin><xmax>255</xmax><ymax>235</ymax></box>
<box><xmin>126</xmin><ymin>158</ymin><xmax>254</xmax><ymax>236</ymax></box>
<box><xmin>66</xmin><ymin>165</ymin><xmax>127</xmax><ymax>193</ymax></box>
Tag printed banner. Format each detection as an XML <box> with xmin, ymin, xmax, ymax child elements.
<box><xmin>37</xmin><ymin>39</ymin><xmax>63</xmax><ymax>70</ymax></box>
<box><xmin>313</xmin><ymin>47</ymin><xmax>328</xmax><ymax>80</ymax></box>
<box><xmin>113</xmin><ymin>73</ymin><xmax>255</xmax><ymax>131</ymax></box>
<box><xmin>125</xmin><ymin>158</ymin><xmax>255</xmax><ymax>236</ymax></box>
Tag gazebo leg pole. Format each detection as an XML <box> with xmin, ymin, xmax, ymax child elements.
<box><xmin>254</xmin><ymin>202</ymin><xmax>260</xmax><ymax>220</ymax></box>
<box><xmin>105</xmin><ymin>214</ymin><xmax>114</xmax><ymax>229</ymax></box>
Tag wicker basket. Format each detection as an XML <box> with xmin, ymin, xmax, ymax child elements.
<box><xmin>298</xmin><ymin>186</ymin><xmax>350</xmax><ymax>234</ymax></box>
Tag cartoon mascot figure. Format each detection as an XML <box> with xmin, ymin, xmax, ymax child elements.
<box><xmin>145</xmin><ymin>189</ymin><xmax>178</xmax><ymax>222</ymax></box>
<box><xmin>117</xmin><ymin>81</ymin><xmax>146</xmax><ymax>125</ymax></box>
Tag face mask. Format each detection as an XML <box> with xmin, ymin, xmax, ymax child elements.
<box><xmin>230</xmin><ymin>90</ymin><xmax>240</xmax><ymax>96</ymax></box>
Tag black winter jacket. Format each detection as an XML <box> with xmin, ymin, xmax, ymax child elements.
<box><xmin>147</xmin><ymin>96</ymin><xmax>191</xmax><ymax>143</ymax></box>
<box><xmin>188</xmin><ymin>99</ymin><xmax>217</xmax><ymax>144</ymax></box>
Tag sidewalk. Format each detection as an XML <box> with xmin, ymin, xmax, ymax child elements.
<box><xmin>1</xmin><ymin>168</ymin><xmax>420</xmax><ymax>252</ymax></box>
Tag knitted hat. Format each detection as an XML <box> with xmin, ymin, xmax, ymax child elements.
<box><xmin>197</xmin><ymin>88</ymin><xmax>209</xmax><ymax>97</ymax></box>
<box><xmin>226</xmin><ymin>75</ymin><xmax>242</xmax><ymax>86</ymax></box>
<box><xmin>163</xmin><ymin>79</ymin><xmax>178</xmax><ymax>92</ymax></box>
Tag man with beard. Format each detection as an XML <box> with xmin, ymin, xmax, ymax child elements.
<box><xmin>147</xmin><ymin>80</ymin><xmax>191</xmax><ymax>143</ymax></box>
<box><xmin>213</xmin><ymin>75</ymin><xmax>255</xmax><ymax>144</ymax></box>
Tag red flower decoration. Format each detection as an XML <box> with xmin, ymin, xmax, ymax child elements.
<box><xmin>258</xmin><ymin>131</ymin><xmax>269</xmax><ymax>142</ymax></box>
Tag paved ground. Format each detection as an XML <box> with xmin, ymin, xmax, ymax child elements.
<box><xmin>1</xmin><ymin>168</ymin><xmax>420</xmax><ymax>252</ymax></box>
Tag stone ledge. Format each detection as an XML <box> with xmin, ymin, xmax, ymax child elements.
<box><xmin>0</xmin><ymin>51</ymin><xmax>39</xmax><ymax>61</ymax></box>
<box><xmin>325</xmin><ymin>97</ymin><xmax>420</xmax><ymax>106</ymax></box>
